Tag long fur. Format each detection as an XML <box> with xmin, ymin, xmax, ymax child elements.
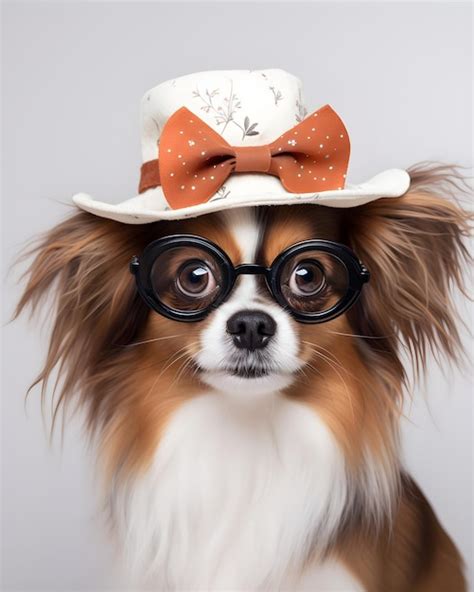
<box><xmin>15</xmin><ymin>163</ymin><xmax>472</xmax><ymax>590</ymax></box>
<box><xmin>347</xmin><ymin>163</ymin><xmax>471</xmax><ymax>380</ymax></box>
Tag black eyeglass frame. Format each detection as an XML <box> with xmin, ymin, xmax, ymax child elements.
<box><xmin>130</xmin><ymin>234</ymin><xmax>370</xmax><ymax>323</ymax></box>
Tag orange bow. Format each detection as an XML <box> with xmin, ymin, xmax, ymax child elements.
<box><xmin>139</xmin><ymin>105</ymin><xmax>350</xmax><ymax>209</ymax></box>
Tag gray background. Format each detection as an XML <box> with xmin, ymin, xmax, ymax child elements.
<box><xmin>2</xmin><ymin>1</ymin><xmax>472</xmax><ymax>590</ymax></box>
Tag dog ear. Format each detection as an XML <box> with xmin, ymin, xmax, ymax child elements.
<box><xmin>344</xmin><ymin>164</ymin><xmax>471</xmax><ymax>379</ymax></box>
<box><xmin>15</xmin><ymin>211</ymin><xmax>151</xmax><ymax>428</ymax></box>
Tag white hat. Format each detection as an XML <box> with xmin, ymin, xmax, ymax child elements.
<box><xmin>73</xmin><ymin>69</ymin><xmax>410</xmax><ymax>224</ymax></box>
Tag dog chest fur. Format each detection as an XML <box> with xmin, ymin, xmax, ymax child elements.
<box><xmin>112</xmin><ymin>390</ymin><xmax>364</xmax><ymax>590</ymax></box>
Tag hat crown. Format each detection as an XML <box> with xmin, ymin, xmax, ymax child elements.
<box><xmin>140</xmin><ymin>69</ymin><xmax>307</xmax><ymax>162</ymax></box>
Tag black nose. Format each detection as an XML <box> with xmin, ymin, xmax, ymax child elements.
<box><xmin>226</xmin><ymin>310</ymin><xmax>277</xmax><ymax>351</ymax></box>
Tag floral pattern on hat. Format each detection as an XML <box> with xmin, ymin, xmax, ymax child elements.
<box><xmin>192</xmin><ymin>82</ymin><xmax>260</xmax><ymax>141</ymax></box>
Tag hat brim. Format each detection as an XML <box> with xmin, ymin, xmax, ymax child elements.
<box><xmin>73</xmin><ymin>169</ymin><xmax>410</xmax><ymax>224</ymax></box>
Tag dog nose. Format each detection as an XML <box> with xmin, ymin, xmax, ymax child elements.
<box><xmin>226</xmin><ymin>310</ymin><xmax>276</xmax><ymax>351</ymax></box>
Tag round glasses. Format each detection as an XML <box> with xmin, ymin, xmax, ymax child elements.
<box><xmin>130</xmin><ymin>234</ymin><xmax>370</xmax><ymax>323</ymax></box>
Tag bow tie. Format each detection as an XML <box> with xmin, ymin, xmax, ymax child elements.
<box><xmin>139</xmin><ymin>105</ymin><xmax>350</xmax><ymax>209</ymax></box>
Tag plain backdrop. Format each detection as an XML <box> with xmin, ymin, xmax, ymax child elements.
<box><xmin>2</xmin><ymin>2</ymin><xmax>472</xmax><ymax>590</ymax></box>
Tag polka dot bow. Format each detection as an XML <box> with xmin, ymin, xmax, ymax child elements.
<box><xmin>139</xmin><ymin>105</ymin><xmax>350</xmax><ymax>209</ymax></box>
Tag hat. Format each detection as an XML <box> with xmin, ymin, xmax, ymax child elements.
<box><xmin>73</xmin><ymin>69</ymin><xmax>410</xmax><ymax>224</ymax></box>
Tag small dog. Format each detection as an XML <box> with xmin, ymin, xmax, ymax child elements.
<box><xmin>17</xmin><ymin>163</ymin><xmax>470</xmax><ymax>591</ymax></box>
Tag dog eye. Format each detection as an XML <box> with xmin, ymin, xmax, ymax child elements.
<box><xmin>289</xmin><ymin>260</ymin><xmax>326</xmax><ymax>297</ymax></box>
<box><xmin>176</xmin><ymin>260</ymin><xmax>217</xmax><ymax>297</ymax></box>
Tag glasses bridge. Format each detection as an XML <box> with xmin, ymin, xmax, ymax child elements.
<box><xmin>234</xmin><ymin>264</ymin><xmax>270</xmax><ymax>276</ymax></box>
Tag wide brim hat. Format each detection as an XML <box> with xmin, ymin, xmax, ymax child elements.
<box><xmin>73</xmin><ymin>69</ymin><xmax>410</xmax><ymax>224</ymax></box>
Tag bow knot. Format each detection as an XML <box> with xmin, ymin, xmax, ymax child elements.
<box><xmin>234</xmin><ymin>145</ymin><xmax>272</xmax><ymax>173</ymax></box>
<box><xmin>139</xmin><ymin>105</ymin><xmax>350</xmax><ymax>210</ymax></box>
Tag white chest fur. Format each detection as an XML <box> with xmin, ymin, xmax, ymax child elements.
<box><xmin>292</xmin><ymin>563</ymin><xmax>363</xmax><ymax>591</ymax></box>
<box><xmin>113</xmin><ymin>391</ymin><xmax>362</xmax><ymax>591</ymax></box>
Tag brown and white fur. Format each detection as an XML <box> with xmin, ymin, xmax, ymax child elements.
<box><xmin>17</xmin><ymin>164</ymin><xmax>471</xmax><ymax>591</ymax></box>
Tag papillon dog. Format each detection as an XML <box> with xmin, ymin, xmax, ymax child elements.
<box><xmin>17</xmin><ymin>164</ymin><xmax>470</xmax><ymax>591</ymax></box>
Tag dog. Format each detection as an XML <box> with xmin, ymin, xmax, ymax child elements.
<box><xmin>17</xmin><ymin>162</ymin><xmax>470</xmax><ymax>590</ymax></box>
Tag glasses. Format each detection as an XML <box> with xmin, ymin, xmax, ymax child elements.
<box><xmin>130</xmin><ymin>234</ymin><xmax>370</xmax><ymax>323</ymax></box>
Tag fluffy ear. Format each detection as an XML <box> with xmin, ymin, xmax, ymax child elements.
<box><xmin>15</xmin><ymin>211</ymin><xmax>152</xmax><ymax>428</ymax></box>
<box><xmin>344</xmin><ymin>164</ymin><xmax>471</xmax><ymax>380</ymax></box>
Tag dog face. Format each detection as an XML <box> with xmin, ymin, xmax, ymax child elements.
<box><xmin>141</xmin><ymin>205</ymin><xmax>348</xmax><ymax>397</ymax></box>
